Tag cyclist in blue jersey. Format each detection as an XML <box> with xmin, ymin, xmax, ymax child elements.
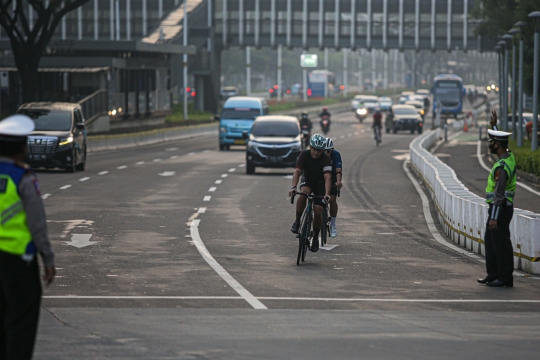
<box><xmin>324</xmin><ymin>138</ymin><xmax>342</xmax><ymax>237</ymax></box>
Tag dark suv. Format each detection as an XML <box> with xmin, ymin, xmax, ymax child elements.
<box><xmin>18</xmin><ymin>102</ymin><xmax>87</xmax><ymax>172</ymax></box>
<box><xmin>244</xmin><ymin>115</ymin><xmax>302</xmax><ymax>174</ymax></box>
<box><xmin>385</xmin><ymin>104</ymin><xmax>423</xmax><ymax>134</ymax></box>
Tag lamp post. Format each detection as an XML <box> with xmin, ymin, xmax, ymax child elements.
<box><xmin>508</xmin><ymin>28</ymin><xmax>520</xmax><ymax>140</ymax></box>
<box><xmin>495</xmin><ymin>45</ymin><xmax>502</xmax><ymax>118</ymax></box>
<box><xmin>529</xmin><ymin>11</ymin><xmax>540</xmax><ymax>151</ymax></box>
<box><xmin>498</xmin><ymin>39</ymin><xmax>509</xmax><ymax>131</ymax></box>
<box><xmin>515</xmin><ymin>21</ymin><xmax>527</xmax><ymax>147</ymax></box>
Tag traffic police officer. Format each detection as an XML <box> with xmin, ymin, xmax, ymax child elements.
<box><xmin>478</xmin><ymin>111</ymin><xmax>516</xmax><ymax>287</ymax></box>
<box><xmin>0</xmin><ymin>115</ymin><xmax>56</xmax><ymax>359</ymax></box>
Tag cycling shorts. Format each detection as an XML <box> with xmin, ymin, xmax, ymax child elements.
<box><xmin>299</xmin><ymin>180</ymin><xmax>326</xmax><ymax>207</ymax></box>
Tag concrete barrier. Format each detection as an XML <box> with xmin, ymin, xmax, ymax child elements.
<box><xmin>410</xmin><ymin>129</ymin><xmax>540</xmax><ymax>274</ymax></box>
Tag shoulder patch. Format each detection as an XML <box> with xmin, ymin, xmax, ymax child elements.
<box><xmin>0</xmin><ymin>178</ymin><xmax>7</xmax><ymax>193</ymax></box>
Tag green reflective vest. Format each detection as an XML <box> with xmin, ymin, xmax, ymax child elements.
<box><xmin>485</xmin><ymin>152</ymin><xmax>517</xmax><ymax>203</ymax></box>
<box><xmin>0</xmin><ymin>163</ymin><xmax>32</xmax><ymax>256</ymax></box>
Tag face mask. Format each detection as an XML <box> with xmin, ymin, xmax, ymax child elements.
<box><xmin>488</xmin><ymin>142</ymin><xmax>499</xmax><ymax>154</ymax></box>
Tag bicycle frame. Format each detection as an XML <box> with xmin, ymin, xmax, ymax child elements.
<box><xmin>291</xmin><ymin>191</ymin><xmax>327</xmax><ymax>265</ymax></box>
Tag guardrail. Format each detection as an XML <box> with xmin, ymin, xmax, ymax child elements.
<box><xmin>78</xmin><ymin>90</ymin><xmax>108</xmax><ymax>124</ymax></box>
<box><xmin>409</xmin><ymin>129</ymin><xmax>540</xmax><ymax>274</ymax></box>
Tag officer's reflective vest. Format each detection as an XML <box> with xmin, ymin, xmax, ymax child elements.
<box><xmin>0</xmin><ymin>162</ymin><xmax>33</xmax><ymax>256</ymax></box>
<box><xmin>485</xmin><ymin>152</ymin><xmax>517</xmax><ymax>203</ymax></box>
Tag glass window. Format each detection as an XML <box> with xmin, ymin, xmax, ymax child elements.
<box><xmin>221</xmin><ymin>108</ymin><xmax>261</xmax><ymax>120</ymax></box>
<box><xmin>251</xmin><ymin>122</ymin><xmax>299</xmax><ymax>137</ymax></box>
<box><xmin>19</xmin><ymin>109</ymin><xmax>73</xmax><ymax>131</ymax></box>
<box><xmin>393</xmin><ymin>107</ymin><xmax>419</xmax><ymax>116</ymax></box>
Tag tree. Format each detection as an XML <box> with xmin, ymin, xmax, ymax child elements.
<box><xmin>0</xmin><ymin>0</ymin><xmax>91</xmax><ymax>102</ymax></box>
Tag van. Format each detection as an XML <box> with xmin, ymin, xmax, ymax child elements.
<box><xmin>218</xmin><ymin>97</ymin><xmax>269</xmax><ymax>150</ymax></box>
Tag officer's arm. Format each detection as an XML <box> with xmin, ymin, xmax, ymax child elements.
<box><xmin>19</xmin><ymin>174</ymin><xmax>55</xmax><ymax>268</ymax></box>
<box><xmin>490</xmin><ymin>167</ymin><xmax>508</xmax><ymax>220</ymax></box>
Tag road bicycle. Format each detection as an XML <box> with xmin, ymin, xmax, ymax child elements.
<box><xmin>373</xmin><ymin>126</ymin><xmax>381</xmax><ymax>146</ymax></box>
<box><xmin>290</xmin><ymin>191</ymin><xmax>327</xmax><ymax>266</ymax></box>
<box><xmin>321</xmin><ymin>190</ymin><xmax>339</xmax><ymax>246</ymax></box>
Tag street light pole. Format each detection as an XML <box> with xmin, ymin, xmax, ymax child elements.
<box><xmin>183</xmin><ymin>0</ymin><xmax>188</xmax><ymax>121</ymax></box>
<box><xmin>495</xmin><ymin>45</ymin><xmax>502</xmax><ymax>118</ymax></box>
<box><xmin>508</xmin><ymin>28</ymin><xmax>520</xmax><ymax>140</ymax></box>
<box><xmin>498</xmin><ymin>40</ymin><xmax>509</xmax><ymax>131</ymax></box>
<box><xmin>515</xmin><ymin>21</ymin><xmax>527</xmax><ymax>148</ymax></box>
<box><xmin>529</xmin><ymin>12</ymin><xmax>540</xmax><ymax>151</ymax></box>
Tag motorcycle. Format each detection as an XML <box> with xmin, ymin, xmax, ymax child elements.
<box><xmin>320</xmin><ymin>116</ymin><xmax>331</xmax><ymax>135</ymax></box>
<box><xmin>356</xmin><ymin>108</ymin><xmax>367</xmax><ymax>123</ymax></box>
<box><xmin>301</xmin><ymin>125</ymin><xmax>310</xmax><ymax>149</ymax></box>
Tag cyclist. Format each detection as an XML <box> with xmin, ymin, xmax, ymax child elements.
<box><xmin>372</xmin><ymin>108</ymin><xmax>383</xmax><ymax>143</ymax></box>
<box><xmin>289</xmin><ymin>134</ymin><xmax>332</xmax><ymax>252</ymax></box>
<box><xmin>324</xmin><ymin>138</ymin><xmax>343</xmax><ymax>237</ymax></box>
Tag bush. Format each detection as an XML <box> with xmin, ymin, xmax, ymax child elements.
<box><xmin>508</xmin><ymin>138</ymin><xmax>540</xmax><ymax>177</ymax></box>
<box><xmin>166</xmin><ymin>103</ymin><xmax>214</xmax><ymax>123</ymax></box>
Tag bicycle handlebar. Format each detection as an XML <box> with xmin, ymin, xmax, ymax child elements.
<box><xmin>290</xmin><ymin>191</ymin><xmax>328</xmax><ymax>204</ymax></box>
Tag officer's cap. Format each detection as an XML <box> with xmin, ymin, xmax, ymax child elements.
<box><xmin>0</xmin><ymin>114</ymin><xmax>34</xmax><ymax>142</ymax></box>
<box><xmin>487</xmin><ymin>129</ymin><xmax>511</xmax><ymax>142</ymax></box>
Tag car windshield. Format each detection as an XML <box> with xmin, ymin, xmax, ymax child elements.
<box><xmin>251</xmin><ymin>122</ymin><xmax>299</xmax><ymax>137</ymax></box>
<box><xmin>19</xmin><ymin>109</ymin><xmax>72</xmax><ymax>131</ymax></box>
<box><xmin>364</xmin><ymin>99</ymin><xmax>378</xmax><ymax>103</ymax></box>
<box><xmin>394</xmin><ymin>107</ymin><xmax>419</xmax><ymax>116</ymax></box>
<box><xmin>221</xmin><ymin>108</ymin><xmax>261</xmax><ymax>120</ymax></box>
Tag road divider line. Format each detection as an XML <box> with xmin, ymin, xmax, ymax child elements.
<box><xmin>221</xmin><ymin>174</ymin><xmax>228</xmax><ymax>178</ymax></box>
<box><xmin>44</xmin><ymin>296</ymin><xmax>243</xmax><ymax>300</ymax></box>
<box><xmin>98</xmin><ymin>171</ymin><xmax>108</xmax><ymax>175</ymax></box>
<box><xmin>190</xmin><ymin>219</ymin><xmax>267</xmax><ymax>310</ymax></box>
<box><xmin>59</xmin><ymin>185</ymin><xmax>71</xmax><ymax>190</ymax></box>
<box><xmin>208</xmin><ymin>187</ymin><xmax>217</xmax><ymax>192</ymax></box>
<box><xmin>42</xmin><ymin>194</ymin><xmax>51</xmax><ymax>200</ymax></box>
<box><xmin>79</xmin><ymin>177</ymin><xmax>90</xmax><ymax>182</ymax></box>
<box><xmin>215</xmin><ymin>180</ymin><xmax>222</xmax><ymax>184</ymax></box>
<box><xmin>477</xmin><ymin>141</ymin><xmax>540</xmax><ymax>197</ymax></box>
<box><xmin>153</xmin><ymin>159</ymin><xmax>162</xmax><ymax>162</ymax></box>
<box><xmin>239</xmin><ymin>164</ymin><xmax>246</xmax><ymax>167</ymax></box>
<box><xmin>136</xmin><ymin>161</ymin><xmax>145</xmax><ymax>165</ymax></box>
<box><xmin>188</xmin><ymin>152</ymin><xmax>196</xmax><ymax>156</ymax></box>
<box><xmin>117</xmin><ymin>165</ymin><xmax>127</xmax><ymax>169</ymax></box>
<box><xmin>203</xmin><ymin>196</ymin><xmax>211</xmax><ymax>201</ymax></box>
<box><xmin>170</xmin><ymin>155</ymin><xmax>179</xmax><ymax>159</ymax></box>
<box><xmin>228</xmin><ymin>168</ymin><xmax>236</xmax><ymax>172</ymax></box>
<box><xmin>198</xmin><ymin>207</ymin><xmax>206</xmax><ymax>213</ymax></box>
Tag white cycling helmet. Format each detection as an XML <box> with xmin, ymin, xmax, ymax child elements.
<box><xmin>325</xmin><ymin>138</ymin><xmax>334</xmax><ymax>150</ymax></box>
<box><xmin>309</xmin><ymin>134</ymin><xmax>327</xmax><ymax>150</ymax></box>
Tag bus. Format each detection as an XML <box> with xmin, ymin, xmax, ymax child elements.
<box><xmin>307</xmin><ymin>70</ymin><xmax>335</xmax><ymax>98</ymax></box>
<box><xmin>431</xmin><ymin>74</ymin><xmax>466</xmax><ymax>118</ymax></box>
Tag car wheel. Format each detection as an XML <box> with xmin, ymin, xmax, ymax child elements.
<box><xmin>76</xmin><ymin>146</ymin><xmax>86</xmax><ymax>171</ymax></box>
<box><xmin>410</xmin><ymin>128</ymin><xmax>415</xmax><ymax>134</ymax></box>
<box><xmin>385</xmin><ymin>127</ymin><xmax>390</xmax><ymax>134</ymax></box>
<box><xmin>246</xmin><ymin>162</ymin><xmax>255</xmax><ymax>174</ymax></box>
<box><xmin>65</xmin><ymin>150</ymin><xmax>76</xmax><ymax>173</ymax></box>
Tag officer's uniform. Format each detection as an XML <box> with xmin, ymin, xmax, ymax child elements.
<box><xmin>482</xmin><ymin>129</ymin><xmax>516</xmax><ymax>287</ymax></box>
<box><xmin>0</xmin><ymin>115</ymin><xmax>55</xmax><ymax>359</ymax></box>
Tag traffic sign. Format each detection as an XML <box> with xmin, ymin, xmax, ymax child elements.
<box><xmin>301</xmin><ymin>54</ymin><xmax>318</xmax><ymax>68</ymax></box>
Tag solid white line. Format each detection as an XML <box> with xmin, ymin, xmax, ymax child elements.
<box><xmin>98</xmin><ymin>171</ymin><xmax>109</xmax><ymax>175</ymax></box>
<box><xmin>79</xmin><ymin>177</ymin><xmax>90</xmax><ymax>182</ymax></box>
<box><xmin>228</xmin><ymin>168</ymin><xmax>236</xmax><ymax>172</ymax></box>
<box><xmin>203</xmin><ymin>196</ymin><xmax>211</xmax><ymax>201</ymax></box>
<box><xmin>208</xmin><ymin>187</ymin><xmax>217</xmax><ymax>192</ymax></box>
<box><xmin>41</xmin><ymin>194</ymin><xmax>51</xmax><ymax>199</ymax></box>
<box><xmin>44</xmin><ymin>296</ymin><xmax>243</xmax><ymax>300</ymax></box>
<box><xmin>221</xmin><ymin>174</ymin><xmax>228</xmax><ymax>178</ymax></box>
<box><xmin>117</xmin><ymin>165</ymin><xmax>127</xmax><ymax>169</ymax></box>
<box><xmin>59</xmin><ymin>185</ymin><xmax>71</xmax><ymax>190</ymax></box>
<box><xmin>190</xmin><ymin>219</ymin><xmax>267</xmax><ymax>310</ymax></box>
<box><xmin>477</xmin><ymin>140</ymin><xmax>540</xmax><ymax>197</ymax></box>
<box><xmin>198</xmin><ymin>207</ymin><xmax>207</xmax><ymax>213</ymax></box>
<box><xmin>215</xmin><ymin>180</ymin><xmax>222</xmax><ymax>184</ymax></box>
<box><xmin>403</xmin><ymin>160</ymin><xmax>484</xmax><ymax>261</ymax></box>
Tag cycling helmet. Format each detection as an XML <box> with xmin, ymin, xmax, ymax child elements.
<box><xmin>309</xmin><ymin>134</ymin><xmax>327</xmax><ymax>150</ymax></box>
<box><xmin>325</xmin><ymin>138</ymin><xmax>334</xmax><ymax>150</ymax></box>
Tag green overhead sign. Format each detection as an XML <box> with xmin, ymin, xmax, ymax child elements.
<box><xmin>301</xmin><ymin>54</ymin><xmax>318</xmax><ymax>68</ymax></box>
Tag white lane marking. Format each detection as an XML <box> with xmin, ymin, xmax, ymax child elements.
<box><xmin>158</xmin><ymin>171</ymin><xmax>176</xmax><ymax>177</ymax></box>
<box><xmin>42</xmin><ymin>295</ymin><xmax>540</xmax><ymax>303</ymax></box>
<box><xmin>190</xmin><ymin>219</ymin><xmax>267</xmax><ymax>310</ymax></box>
<box><xmin>347</xmin><ymin>133</ymin><xmax>352</xmax><ymax>137</ymax></box>
<box><xmin>170</xmin><ymin>155</ymin><xmax>179</xmax><ymax>159</ymax></box>
<box><xmin>188</xmin><ymin>152</ymin><xmax>196</xmax><ymax>156</ymax></box>
<box><xmin>320</xmin><ymin>245</ymin><xmax>338</xmax><ymax>250</ymax></box>
<box><xmin>106</xmin><ymin>275</ymin><xmax>118</xmax><ymax>277</ymax></box>
<box><xmin>208</xmin><ymin>187</ymin><xmax>217</xmax><ymax>192</ymax></box>
<box><xmin>153</xmin><ymin>159</ymin><xmax>162</xmax><ymax>162</ymax></box>
<box><xmin>215</xmin><ymin>180</ymin><xmax>223</xmax><ymax>184</ymax></box>
<box><xmin>339</xmin><ymin>135</ymin><xmax>345</xmax><ymax>139</ymax></box>
<box><xmin>228</xmin><ymin>168</ymin><xmax>236</xmax><ymax>172</ymax></box>
<box><xmin>117</xmin><ymin>165</ymin><xmax>127</xmax><ymax>169</ymax></box>
<box><xmin>165</xmin><ymin>147</ymin><xmax>178</xmax><ymax>151</ymax></box>
<box><xmin>59</xmin><ymin>185</ymin><xmax>71</xmax><ymax>190</ymax></box>
<box><xmin>63</xmin><ymin>234</ymin><xmax>98</xmax><ymax>248</ymax></box>
<box><xmin>239</xmin><ymin>164</ymin><xmax>246</xmax><ymax>167</ymax></box>
<box><xmin>136</xmin><ymin>161</ymin><xmax>145</xmax><ymax>165</ymax></box>
<box><xmin>377</xmin><ymin>233</ymin><xmax>396</xmax><ymax>235</ymax></box>
<box><xmin>361</xmin><ymin>129</ymin><xmax>366</xmax><ymax>133</ymax></box>
<box><xmin>98</xmin><ymin>171</ymin><xmax>109</xmax><ymax>175</ymax></box>
<box><xmin>283</xmin><ymin>175</ymin><xmax>293</xmax><ymax>179</ymax></box>
<box><xmin>354</xmin><ymin>131</ymin><xmax>359</xmax><ymax>135</ymax></box>
<box><xmin>203</xmin><ymin>196</ymin><xmax>211</xmax><ymax>201</ymax></box>
<box><xmin>198</xmin><ymin>207</ymin><xmax>207</xmax><ymax>213</ymax></box>
<box><xmin>79</xmin><ymin>177</ymin><xmax>90</xmax><ymax>182</ymax></box>
<box><xmin>221</xmin><ymin>174</ymin><xmax>228</xmax><ymax>178</ymax></box>
<box><xmin>42</xmin><ymin>194</ymin><xmax>51</xmax><ymax>200</ymax></box>
<box><xmin>403</xmin><ymin>160</ymin><xmax>484</xmax><ymax>261</ymax></box>
<box><xmin>477</xmin><ymin>141</ymin><xmax>540</xmax><ymax>197</ymax></box>
<box><xmin>203</xmin><ymin>150</ymin><xmax>211</xmax><ymax>153</ymax></box>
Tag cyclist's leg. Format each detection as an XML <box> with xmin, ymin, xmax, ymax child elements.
<box><xmin>295</xmin><ymin>183</ymin><xmax>312</xmax><ymax>223</ymax></box>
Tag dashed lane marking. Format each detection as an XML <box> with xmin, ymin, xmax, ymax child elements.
<box><xmin>203</xmin><ymin>196</ymin><xmax>211</xmax><ymax>201</ymax></box>
<box><xmin>198</xmin><ymin>207</ymin><xmax>206</xmax><ymax>213</ymax></box>
<box><xmin>190</xmin><ymin>219</ymin><xmax>267</xmax><ymax>310</ymax></box>
<box><xmin>239</xmin><ymin>164</ymin><xmax>246</xmax><ymax>167</ymax></box>
<box><xmin>42</xmin><ymin>194</ymin><xmax>51</xmax><ymax>200</ymax></box>
<box><xmin>79</xmin><ymin>177</ymin><xmax>90</xmax><ymax>182</ymax></box>
<box><xmin>136</xmin><ymin>161</ymin><xmax>145</xmax><ymax>165</ymax></box>
<box><xmin>228</xmin><ymin>168</ymin><xmax>236</xmax><ymax>172</ymax></box>
<box><xmin>339</xmin><ymin>135</ymin><xmax>345</xmax><ymax>139</ymax></box>
<box><xmin>354</xmin><ymin>131</ymin><xmax>359</xmax><ymax>135</ymax></box>
<box><xmin>170</xmin><ymin>155</ymin><xmax>179</xmax><ymax>159</ymax></box>
<box><xmin>347</xmin><ymin>134</ymin><xmax>352</xmax><ymax>137</ymax></box>
<box><xmin>59</xmin><ymin>185</ymin><xmax>71</xmax><ymax>190</ymax></box>
<box><xmin>153</xmin><ymin>159</ymin><xmax>162</xmax><ymax>162</ymax></box>
<box><xmin>117</xmin><ymin>166</ymin><xmax>127</xmax><ymax>169</ymax></box>
<box><xmin>215</xmin><ymin>180</ymin><xmax>222</xmax><ymax>184</ymax></box>
<box><xmin>188</xmin><ymin>152</ymin><xmax>196</xmax><ymax>156</ymax></box>
<box><xmin>165</xmin><ymin>147</ymin><xmax>178</xmax><ymax>151</ymax></box>
<box><xmin>221</xmin><ymin>174</ymin><xmax>228</xmax><ymax>178</ymax></box>
<box><xmin>98</xmin><ymin>171</ymin><xmax>108</xmax><ymax>175</ymax></box>
<box><xmin>208</xmin><ymin>187</ymin><xmax>217</xmax><ymax>192</ymax></box>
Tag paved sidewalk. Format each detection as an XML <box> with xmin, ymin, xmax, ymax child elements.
<box><xmin>433</xmin><ymin>128</ymin><xmax>540</xmax><ymax>214</ymax></box>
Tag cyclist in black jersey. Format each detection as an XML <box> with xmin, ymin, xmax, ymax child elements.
<box><xmin>288</xmin><ymin>134</ymin><xmax>332</xmax><ymax>252</ymax></box>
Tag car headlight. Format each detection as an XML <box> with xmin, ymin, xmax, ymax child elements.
<box><xmin>220</xmin><ymin>127</ymin><xmax>227</xmax><ymax>133</ymax></box>
<box><xmin>247</xmin><ymin>141</ymin><xmax>258</xmax><ymax>149</ymax></box>
<box><xmin>59</xmin><ymin>136</ymin><xmax>73</xmax><ymax>146</ymax></box>
<box><xmin>290</xmin><ymin>141</ymin><xmax>302</xmax><ymax>150</ymax></box>
<box><xmin>420</xmin><ymin>110</ymin><xmax>425</xmax><ymax>115</ymax></box>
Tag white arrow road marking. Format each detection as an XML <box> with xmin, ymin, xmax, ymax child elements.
<box><xmin>190</xmin><ymin>219</ymin><xmax>267</xmax><ymax>310</ymax></box>
<box><xmin>79</xmin><ymin>177</ymin><xmax>90</xmax><ymax>182</ymax></box>
<box><xmin>42</xmin><ymin>194</ymin><xmax>51</xmax><ymax>200</ymax></box>
<box><xmin>117</xmin><ymin>165</ymin><xmax>127</xmax><ymax>169</ymax></box>
<box><xmin>63</xmin><ymin>234</ymin><xmax>98</xmax><ymax>248</ymax></box>
<box><xmin>158</xmin><ymin>171</ymin><xmax>176</xmax><ymax>177</ymax></box>
<box><xmin>215</xmin><ymin>180</ymin><xmax>222</xmax><ymax>184</ymax></box>
<box><xmin>59</xmin><ymin>185</ymin><xmax>71</xmax><ymax>190</ymax></box>
<box><xmin>203</xmin><ymin>196</ymin><xmax>211</xmax><ymax>201</ymax></box>
<box><xmin>98</xmin><ymin>171</ymin><xmax>109</xmax><ymax>175</ymax></box>
<box><xmin>208</xmin><ymin>187</ymin><xmax>217</xmax><ymax>192</ymax></box>
<box><xmin>320</xmin><ymin>245</ymin><xmax>338</xmax><ymax>250</ymax></box>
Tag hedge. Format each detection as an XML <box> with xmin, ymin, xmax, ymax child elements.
<box><xmin>508</xmin><ymin>138</ymin><xmax>540</xmax><ymax>177</ymax></box>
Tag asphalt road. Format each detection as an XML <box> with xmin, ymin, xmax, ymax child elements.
<box><xmin>35</xmin><ymin>111</ymin><xmax>540</xmax><ymax>359</ymax></box>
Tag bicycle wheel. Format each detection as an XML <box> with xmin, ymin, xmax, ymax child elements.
<box><xmin>301</xmin><ymin>216</ymin><xmax>312</xmax><ymax>262</ymax></box>
<box><xmin>297</xmin><ymin>211</ymin><xmax>311</xmax><ymax>265</ymax></box>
